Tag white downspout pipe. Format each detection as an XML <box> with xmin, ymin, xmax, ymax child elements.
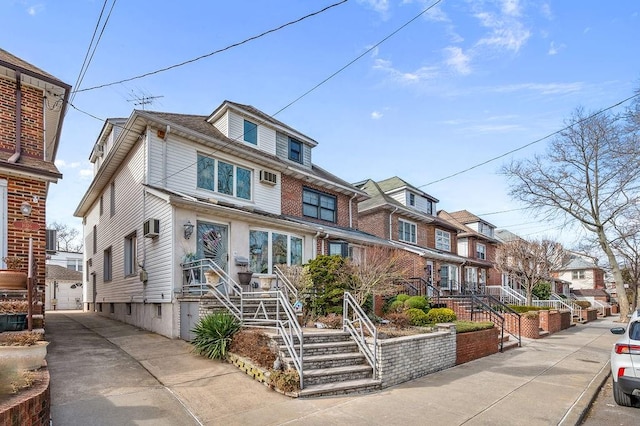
<box><xmin>349</xmin><ymin>192</ymin><xmax>358</xmax><ymax>228</ymax></box>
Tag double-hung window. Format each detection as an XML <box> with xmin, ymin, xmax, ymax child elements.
<box><xmin>289</xmin><ymin>138</ymin><xmax>302</xmax><ymax>163</ymax></box>
<box><xmin>303</xmin><ymin>188</ymin><xmax>336</xmax><ymax>222</ymax></box>
<box><xmin>398</xmin><ymin>219</ymin><xmax>417</xmax><ymax>243</ymax></box>
<box><xmin>476</xmin><ymin>243</ymin><xmax>486</xmax><ymax>260</ymax></box>
<box><xmin>243</xmin><ymin>120</ymin><xmax>257</xmax><ymax>145</ymax></box>
<box><xmin>436</xmin><ymin>229</ymin><xmax>451</xmax><ymax>252</ymax></box>
<box><xmin>124</xmin><ymin>233</ymin><xmax>137</xmax><ymax>277</ymax></box>
<box><xmin>572</xmin><ymin>270</ymin><xmax>585</xmax><ymax>280</ymax></box>
<box><xmin>408</xmin><ymin>193</ymin><xmax>415</xmax><ymax>206</ymax></box>
<box><xmin>197</xmin><ymin>154</ymin><xmax>252</xmax><ymax>200</ymax></box>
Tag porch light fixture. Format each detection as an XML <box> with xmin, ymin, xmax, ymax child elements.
<box><xmin>20</xmin><ymin>201</ymin><xmax>32</xmax><ymax>217</ymax></box>
<box><xmin>183</xmin><ymin>220</ymin><xmax>194</xmax><ymax>240</ymax></box>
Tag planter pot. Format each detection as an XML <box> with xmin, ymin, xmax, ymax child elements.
<box><xmin>204</xmin><ymin>270</ymin><xmax>220</xmax><ymax>285</ymax></box>
<box><xmin>237</xmin><ymin>271</ymin><xmax>254</xmax><ymax>286</ymax></box>
<box><xmin>0</xmin><ymin>270</ymin><xmax>27</xmax><ymax>290</ymax></box>
<box><xmin>0</xmin><ymin>341</ymin><xmax>49</xmax><ymax>371</ymax></box>
<box><xmin>259</xmin><ymin>275</ymin><xmax>274</xmax><ymax>291</ymax></box>
<box><xmin>0</xmin><ymin>313</ymin><xmax>27</xmax><ymax>332</ymax></box>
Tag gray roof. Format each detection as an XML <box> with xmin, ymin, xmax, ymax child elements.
<box><xmin>46</xmin><ymin>265</ymin><xmax>83</xmax><ymax>281</ymax></box>
<box><xmin>0</xmin><ymin>48</ymin><xmax>66</xmax><ymax>85</ymax></box>
<box><xmin>560</xmin><ymin>256</ymin><xmax>600</xmax><ymax>271</ymax></box>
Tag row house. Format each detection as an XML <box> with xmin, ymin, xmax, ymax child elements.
<box><xmin>74</xmin><ymin>101</ymin><xmax>396</xmax><ymax>338</ymax></box>
<box><xmin>355</xmin><ymin>177</ymin><xmax>468</xmax><ymax>293</ymax></box>
<box><xmin>437</xmin><ymin>210</ymin><xmax>499</xmax><ymax>293</ymax></box>
<box><xmin>0</xmin><ymin>48</ymin><xmax>70</xmax><ymax>321</ymax></box>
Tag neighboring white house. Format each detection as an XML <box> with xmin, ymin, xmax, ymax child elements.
<box><xmin>44</xmin><ymin>264</ymin><xmax>83</xmax><ymax>310</ymax></box>
<box><xmin>74</xmin><ymin>101</ymin><xmax>375</xmax><ymax>338</ymax></box>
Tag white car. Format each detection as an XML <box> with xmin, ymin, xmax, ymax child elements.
<box><xmin>610</xmin><ymin>308</ymin><xmax>640</xmax><ymax>407</ymax></box>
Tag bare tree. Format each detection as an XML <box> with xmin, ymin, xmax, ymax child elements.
<box><xmin>495</xmin><ymin>238</ymin><xmax>565</xmax><ymax>305</ymax></box>
<box><xmin>610</xmin><ymin>207</ymin><xmax>640</xmax><ymax>311</ymax></box>
<box><xmin>502</xmin><ymin>105</ymin><xmax>640</xmax><ymax>320</ymax></box>
<box><xmin>48</xmin><ymin>222</ymin><xmax>83</xmax><ymax>253</ymax></box>
<box><xmin>340</xmin><ymin>246</ymin><xmax>408</xmax><ymax>307</ymax></box>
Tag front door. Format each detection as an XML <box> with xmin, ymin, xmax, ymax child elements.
<box><xmin>196</xmin><ymin>221</ymin><xmax>229</xmax><ymax>276</ymax></box>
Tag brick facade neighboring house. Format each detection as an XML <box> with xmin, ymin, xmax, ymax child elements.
<box><xmin>437</xmin><ymin>210</ymin><xmax>499</xmax><ymax>293</ymax></box>
<box><xmin>355</xmin><ymin>177</ymin><xmax>468</xmax><ymax>292</ymax></box>
<box><xmin>0</xmin><ymin>49</ymin><xmax>70</xmax><ymax>322</ymax></box>
<box><xmin>554</xmin><ymin>252</ymin><xmax>605</xmax><ymax>291</ymax></box>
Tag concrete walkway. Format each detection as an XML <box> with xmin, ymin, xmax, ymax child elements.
<box><xmin>45</xmin><ymin>311</ymin><xmax>620</xmax><ymax>426</ymax></box>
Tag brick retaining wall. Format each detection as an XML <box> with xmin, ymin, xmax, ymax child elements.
<box><xmin>0</xmin><ymin>368</ymin><xmax>50</xmax><ymax>426</ymax></box>
<box><xmin>456</xmin><ymin>327</ymin><xmax>499</xmax><ymax>365</ymax></box>
<box><xmin>373</xmin><ymin>324</ymin><xmax>456</xmax><ymax>388</ymax></box>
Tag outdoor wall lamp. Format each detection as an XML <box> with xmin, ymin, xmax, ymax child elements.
<box><xmin>183</xmin><ymin>220</ymin><xmax>194</xmax><ymax>239</ymax></box>
<box><xmin>20</xmin><ymin>201</ymin><xmax>32</xmax><ymax>217</ymax></box>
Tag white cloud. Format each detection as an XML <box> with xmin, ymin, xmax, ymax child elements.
<box><xmin>475</xmin><ymin>15</ymin><xmax>531</xmax><ymax>52</ymax></box>
<box><xmin>373</xmin><ymin>58</ymin><xmax>439</xmax><ymax>84</ymax></box>
<box><xmin>371</xmin><ymin>111</ymin><xmax>383</xmax><ymax>120</ymax></box>
<box><xmin>444</xmin><ymin>46</ymin><xmax>471</xmax><ymax>75</ymax></box>
<box><xmin>491</xmin><ymin>82</ymin><xmax>584</xmax><ymax>95</ymax></box>
<box><xmin>358</xmin><ymin>0</ymin><xmax>389</xmax><ymax>14</ymax></box>
<box><xmin>540</xmin><ymin>3</ymin><xmax>553</xmax><ymax>20</ymax></box>
<box><xmin>26</xmin><ymin>4</ymin><xmax>44</xmax><ymax>16</ymax></box>
<box><xmin>548</xmin><ymin>41</ymin><xmax>565</xmax><ymax>55</ymax></box>
<box><xmin>55</xmin><ymin>159</ymin><xmax>82</xmax><ymax>169</ymax></box>
<box><xmin>424</xmin><ymin>4</ymin><xmax>449</xmax><ymax>22</ymax></box>
<box><xmin>500</xmin><ymin>0</ymin><xmax>521</xmax><ymax>17</ymax></box>
<box><xmin>79</xmin><ymin>168</ymin><xmax>94</xmax><ymax>180</ymax></box>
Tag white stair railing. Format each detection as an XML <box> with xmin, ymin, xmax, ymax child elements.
<box><xmin>273</xmin><ymin>265</ymin><xmax>299</xmax><ymax>301</ymax></box>
<box><xmin>499</xmin><ymin>286</ymin><xmax>527</xmax><ymax>305</ymax></box>
<box><xmin>343</xmin><ymin>291</ymin><xmax>377</xmax><ymax>379</ymax></box>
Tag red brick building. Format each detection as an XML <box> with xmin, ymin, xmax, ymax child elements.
<box><xmin>0</xmin><ymin>49</ymin><xmax>70</xmax><ymax>320</ymax></box>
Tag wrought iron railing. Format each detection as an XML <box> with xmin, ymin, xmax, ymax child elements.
<box><xmin>343</xmin><ymin>291</ymin><xmax>377</xmax><ymax>379</ymax></box>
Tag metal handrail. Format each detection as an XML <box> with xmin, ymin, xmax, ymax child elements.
<box><xmin>499</xmin><ymin>285</ymin><xmax>527</xmax><ymax>305</ymax></box>
<box><xmin>549</xmin><ymin>293</ymin><xmax>583</xmax><ymax>319</ymax></box>
<box><xmin>590</xmin><ymin>299</ymin><xmax>610</xmax><ymax>316</ymax></box>
<box><xmin>181</xmin><ymin>261</ymin><xmax>304</xmax><ymax>389</ymax></box>
<box><xmin>343</xmin><ymin>291</ymin><xmax>377</xmax><ymax>378</ymax></box>
<box><xmin>273</xmin><ymin>265</ymin><xmax>299</xmax><ymax>301</ymax></box>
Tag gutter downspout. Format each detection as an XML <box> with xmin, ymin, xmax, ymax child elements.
<box><xmin>321</xmin><ymin>232</ymin><xmax>330</xmax><ymax>255</ymax></box>
<box><xmin>348</xmin><ymin>192</ymin><xmax>358</xmax><ymax>228</ymax></box>
<box><xmin>389</xmin><ymin>207</ymin><xmax>399</xmax><ymax>240</ymax></box>
<box><xmin>8</xmin><ymin>70</ymin><xmax>22</xmax><ymax>163</ymax></box>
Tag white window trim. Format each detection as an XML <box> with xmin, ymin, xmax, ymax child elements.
<box><xmin>435</xmin><ymin>229</ymin><xmax>451</xmax><ymax>252</ymax></box>
<box><xmin>477</xmin><ymin>243</ymin><xmax>486</xmax><ymax>260</ymax></box>
<box><xmin>249</xmin><ymin>228</ymin><xmax>304</xmax><ymax>274</ymax></box>
<box><xmin>124</xmin><ymin>233</ymin><xmax>137</xmax><ymax>277</ymax></box>
<box><xmin>197</xmin><ymin>154</ymin><xmax>253</xmax><ymax>200</ymax></box>
<box><xmin>398</xmin><ymin>219</ymin><xmax>417</xmax><ymax>244</ymax></box>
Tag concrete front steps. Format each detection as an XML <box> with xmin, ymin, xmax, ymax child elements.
<box><xmin>273</xmin><ymin>330</ymin><xmax>381</xmax><ymax>398</ymax></box>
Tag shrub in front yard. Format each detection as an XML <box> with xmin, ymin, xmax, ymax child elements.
<box><xmin>384</xmin><ymin>312</ymin><xmax>411</xmax><ymax>328</ymax></box>
<box><xmin>426</xmin><ymin>308</ymin><xmax>456</xmax><ymax>323</ymax></box>
<box><xmin>395</xmin><ymin>294</ymin><xmax>410</xmax><ymax>303</ymax></box>
<box><xmin>507</xmin><ymin>305</ymin><xmax>549</xmax><ymax>313</ymax></box>
<box><xmin>404</xmin><ymin>296</ymin><xmax>429</xmax><ymax>311</ymax></box>
<box><xmin>229</xmin><ymin>329</ymin><xmax>277</xmax><ymax>369</ymax></box>
<box><xmin>454</xmin><ymin>321</ymin><xmax>494</xmax><ymax>333</ymax></box>
<box><xmin>406</xmin><ymin>308</ymin><xmax>430</xmax><ymax>326</ymax></box>
<box><xmin>269</xmin><ymin>368</ymin><xmax>300</xmax><ymax>393</ymax></box>
<box><xmin>388</xmin><ymin>300</ymin><xmax>406</xmax><ymax>313</ymax></box>
<box><xmin>191</xmin><ymin>312</ymin><xmax>241</xmax><ymax>359</ymax></box>
<box><xmin>574</xmin><ymin>300</ymin><xmax>591</xmax><ymax>309</ymax></box>
<box><xmin>314</xmin><ymin>313</ymin><xmax>343</xmax><ymax>329</ymax></box>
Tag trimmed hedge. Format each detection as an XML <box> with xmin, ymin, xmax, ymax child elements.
<box><xmin>426</xmin><ymin>307</ymin><xmax>456</xmax><ymax>323</ymax></box>
<box><xmin>455</xmin><ymin>321</ymin><xmax>494</xmax><ymax>334</ymax></box>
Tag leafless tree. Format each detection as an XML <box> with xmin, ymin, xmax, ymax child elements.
<box><xmin>610</xmin><ymin>207</ymin><xmax>640</xmax><ymax>311</ymax></box>
<box><xmin>502</xmin><ymin>104</ymin><xmax>640</xmax><ymax>320</ymax></box>
<box><xmin>495</xmin><ymin>238</ymin><xmax>565</xmax><ymax>305</ymax></box>
<box><xmin>340</xmin><ymin>246</ymin><xmax>408</xmax><ymax>307</ymax></box>
<box><xmin>48</xmin><ymin>222</ymin><xmax>83</xmax><ymax>253</ymax></box>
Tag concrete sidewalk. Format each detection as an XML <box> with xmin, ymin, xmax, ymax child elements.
<box><xmin>45</xmin><ymin>311</ymin><xmax>619</xmax><ymax>425</ymax></box>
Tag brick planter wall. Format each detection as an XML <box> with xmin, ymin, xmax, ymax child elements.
<box><xmin>520</xmin><ymin>313</ymin><xmax>541</xmax><ymax>339</ymax></box>
<box><xmin>373</xmin><ymin>324</ymin><xmax>456</xmax><ymax>388</ymax></box>
<box><xmin>560</xmin><ymin>310</ymin><xmax>572</xmax><ymax>330</ymax></box>
<box><xmin>579</xmin><ymin>308</ymin><xmax>598</xmax><ymax>323</ymax></box>
<box><xmin>0</xmin><ymin>368</ymin><xmax>50</xmax><ymax>426</ymax></box>
<box><xmin>456</xmin><ymin>327</ymin><xmax>499</xmax><ymax>365</ymax></box>
<box><xmin>539</xmin><ymin>310</ymin><xmax>562</xmax><ymax>334</ymax></box>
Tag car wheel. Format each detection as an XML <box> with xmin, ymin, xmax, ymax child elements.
<box><xmin>613</xmin><ymin>380</ymin><xmax>634</xmax><ymax>407</ymax></box>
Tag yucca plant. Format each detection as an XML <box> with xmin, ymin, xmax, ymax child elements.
<box><xmin>191</xmin><ymin>312</ymin><xmax>241</xmax><ymax>359</ymax></box>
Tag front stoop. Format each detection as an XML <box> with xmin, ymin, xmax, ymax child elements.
<box><xmin>274</xmin><ymin>330</ymin><xmax>381</xmax><ymax>398</ymax></box>
<box><xmin>500</xmin><ymin>335</ymin><xmax>519</xmax><ymax>352</ymax></box>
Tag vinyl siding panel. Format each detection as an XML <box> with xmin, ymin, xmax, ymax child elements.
<box><xmin>228</xmin><ymin>111</ymin><xmax>276</xmax><ymax>155</ymax></box>
<box><xmin>276</xmin><ymin>131</ymin><xmax>311</xmax><ymax>167</ymax></box>
<box><xmin>213</xmin><ymin>111</ymin><xmax>228</xmax><ymax>136</ymax></box>
<box><xmin>141</xmin><ymin>193</ymin><xmax>174</xmax><ymax>302</ymax></box>
<box><xmin>148</xmin><ymin>130</ymin><xmax>165</xmax><ymax>187</ymax></box>
<box><xmin>160</xmin><ymin>133</ymin><xmax>281</xmax><ymax>215</ymax></box>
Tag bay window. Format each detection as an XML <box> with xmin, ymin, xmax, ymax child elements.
<box><xmin>249</xmin><ymin>230</ymin><xmax>303</xmax><ymax>274</ymax></box>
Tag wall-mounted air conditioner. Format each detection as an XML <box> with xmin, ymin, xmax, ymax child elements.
<box><xmin>143</xmin><ymin>219</ymin><xmax>160</xmax><ymax>238</ymax></box>
<box><xmin>260</xmin><ymin>170</ymin><xmax>277</xmax><ymax>185</ymax></box>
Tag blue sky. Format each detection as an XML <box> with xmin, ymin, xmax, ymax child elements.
<box><xmin>2</xmin><ymin>0</ymin><xmax>639</xmax><ymax>248</ymax></box>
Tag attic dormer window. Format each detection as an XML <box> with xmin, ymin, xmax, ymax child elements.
<box><xmin>244</xmin><ymin>120</ymin><xmax>257</xmax><ymax>145</ymax></box>
<box><xmin>409</xmin><ymin>193</ymin><xmax>415</xmax><ymax>206</ymax></box>
<box><xmin>289</xmin><ymin>138</ymin><xmax>302</xmax><ymax>163</ymax></box>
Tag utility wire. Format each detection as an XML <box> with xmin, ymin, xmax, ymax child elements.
<box><xmin>419</xmin><ymin>92</ymin><xmax>640</xmax><ymax>188</ymax></box>
<box><xmin>69</xmin><ymin>0</ymin><xmax>117</xmax><ymax>105</ymax></box>
<box><xmin>72</xmin><ymin>0</ymin><xmax>349</xmax><ymax>94</ymax></box>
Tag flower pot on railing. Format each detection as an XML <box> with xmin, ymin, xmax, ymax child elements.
<box><xmin>237</xmin><ymin>271</ymin><xmax>254</xmax><ymax>286</ymax></box>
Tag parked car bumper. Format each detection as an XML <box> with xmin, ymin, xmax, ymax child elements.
<box><xmin>617</xmin><ymin>376</ymin><xmax>640</xmax><ymax>396</ymax></box>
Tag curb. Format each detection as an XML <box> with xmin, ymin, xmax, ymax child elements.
<box><xmin>559</xmin><ymin>360</ymin><xmax>611</xmax><ymax>425</ymax></box>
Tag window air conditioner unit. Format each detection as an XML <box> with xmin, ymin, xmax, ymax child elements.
<box><xmin>143</xmin><ymin>219</ymin><xmax>160</xmax><ymax>238</ymax></box>
<box><xmin>260</xmin><ymin>170</ymin><xmax>277</xmax><ymax>185</ymax></box>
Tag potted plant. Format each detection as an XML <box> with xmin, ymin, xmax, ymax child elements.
<box><xmin>0</xmin><ymin>256</ymin><xmax>27</xmax><ymax>290</ymax></box>
<box><xmin>0</xmin><ymin>331</ymin><xmax>49</xmax><ymax>371</ymax></box>
<box><xmin>0</xmin><ymin>300</ymin><xmax>29</xmax><ymax>332</ymax></box>
<box><xmin>237</xmin><ymin>263</ymin><xmax>254</xmax><ymax>287</ymax></box>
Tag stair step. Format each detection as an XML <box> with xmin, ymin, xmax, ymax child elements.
<box><xmin>303</xmin><ymin>365</ymin><xmax>373</xmax><ymax>385</ymax></box>
<box><xmin>285</xmin><ymin>352</ymin><xmax>366</xmax><ymax>369</ymax></box>
<box><xmin>299</xmin><ymin>378</ymin><xmax>381</xmax><ymax>398</ymax></box>
<box><xmin>282</xmin><ymin>340</ymin><xmax>358</xmax><ymax>356</ymax></box>
<box><xmin>500</xmin><ymin>340</ymin><xmax>520</xmax><ymax>352</ymax></box>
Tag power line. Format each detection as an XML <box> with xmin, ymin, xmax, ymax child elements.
<box><xmin>72</xmin><ymin>0</ymin><xmax>349</xmax><ymax>94</ymax></box>
<box><xmin>419</xmin><ymin>92</ymin><xmax>640</xmax><ymax>188</ymax></box>
<box><xmin>69</xmin><ymin>0</ymin><xmax>117</xmax><ymax>105</ymax></box>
